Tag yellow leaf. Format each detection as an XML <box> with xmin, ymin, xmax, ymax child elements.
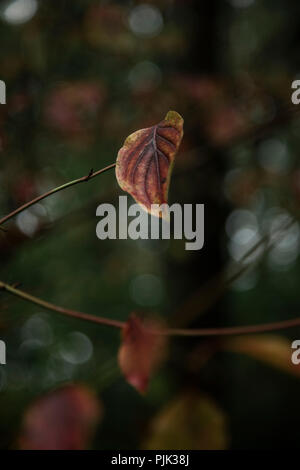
<box><xmin>143</xmin><ymin>392</ymin><xmax>228</xmax><ymax>450</ymax></box>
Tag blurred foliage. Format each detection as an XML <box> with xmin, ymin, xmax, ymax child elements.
<box><xmin>0</xmin><ymin>0</ymin><xmax>300</xmax><ymax>450</ymax></box>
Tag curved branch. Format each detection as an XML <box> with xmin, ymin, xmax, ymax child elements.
<box><xmin>0</xmin><ymin>280</ymin><xmax>124</xmax><ymax>329</ymax></box>
<box><xmin>0</xmin><ymin>163</ymin><xmax>116</xmax><ymax>227</ymax></box>
<box><xmin>1</xmin><ymin>279</ymin><xmax>300</xmax><ymax>337</ymax></box>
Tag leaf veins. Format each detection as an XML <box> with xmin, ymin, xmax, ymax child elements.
<box><xmin>116</xmin><ymin>111</ymin><xmax>184</xmax><ymax>218</ymax></box>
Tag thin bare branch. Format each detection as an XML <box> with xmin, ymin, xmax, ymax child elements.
<box><xmin>172</xmin><ymin>216</ymin><xmax>297</xmax><ymax>327</ymax></box>
<box><xmin>161</xmin><ymin>317</ymin><xmax>300</xmax><ymax>337</ymax></box>
<box><xmin>1</xmin><ymin>279</ymin><xmax>300</xmax><ymax>337</ymax></box>
<box><xmin>0</xmin><ymin>163</ymin><xmax>116</xmax><ymax>227</ymax></box>
<box><xmin>0</xmin><ymin>280</ymin><xmax>124</xmax><ymax>329</ymax></box>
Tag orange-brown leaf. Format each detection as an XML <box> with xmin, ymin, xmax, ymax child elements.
<box><xmin>225</xmin><ymin>335</ymin><xmax>300</xmax><ymax>377</ymax></box>
<box><xmin>118</xmin><ymin>313</ymin><xmax>166</xmax><ymax>393</ymax></box>
<box><xmin>116</xmin><ymin>111</ymin><xmax>184</xmax><ymax>218</ymax></box>
<box><xmin>19</xmin><ymin>384</ymin><xmax>101</xmax><ymax>450</ymax></box>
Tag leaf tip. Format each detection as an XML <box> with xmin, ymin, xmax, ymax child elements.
<box><xmin>164</xmin><ymin>110</ymin><xmax>184</xmax><ymax>128</ymax></box>
<box><xmin>126</xmin><ymin>374</ymin><xmax>148</xmax><ymax>394</ymax></box>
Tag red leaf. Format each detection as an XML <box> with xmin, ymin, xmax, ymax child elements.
<box><xmin>19</xmin><ymin>384</ymin><xmax>102</xmax><ymax>450</ymax></box>
<box><xmin>118</xmin><ymin>314</ymin><xmax>166</xmax><ymax>393</ymax></box>
<box><xmin>116</xmin><ymin>111</ymin><xmax>184</xmax><ymax>218</ymax></box>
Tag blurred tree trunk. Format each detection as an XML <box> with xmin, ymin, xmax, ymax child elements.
<box><xmin>169</xmin><ymin>0</ymin><xmax>228</xmax><ymax>397</ymax></box>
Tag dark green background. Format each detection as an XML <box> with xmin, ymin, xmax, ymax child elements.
<box><xmin>0</xmin><ymin>0</ymin><xmax>300</xmax><ymax>449</ymax></box>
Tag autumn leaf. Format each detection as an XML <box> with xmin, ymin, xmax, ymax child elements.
<box><xmin>19</xmin><ymin>384</ymin><xmax>102</xmax><ymax>450</ymax></box>
<box><xmin>224</xmin><ymin>335</ymin><xmax>300</xmax><ymax>377</ymax></box>
<box><xmin>118</xmin><ymin>313</ymin><xmax>167</xmax><ymax>393</ymax></box>
<box><xmin>143</xmin><ymin>392</ymin><xmax>229</xmax><ymax>450</ymax></box>
<box><xmin>116</xmin><ymin>111</ymin><xmax>184</xmax><ymax>218</ymax></box>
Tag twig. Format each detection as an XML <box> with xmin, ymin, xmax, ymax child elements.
<box><xmin>0</xmin><ymin>163</ymin><xmax>116</xmax><ymax>227</ymax></box>
<box><xmin>161</xmin><ymin>317</ymin><xmax>300</xmax><ymax>337</ymax></box>
<box><xmin>0</xmin><ymin>280</ymin><xmax>124</xmax><ymax>329</ymax></box>
<box><xmin>1</xmin><ymin>279</ymin><xmax>300</xmax><ymax>337</ymax></box>
<box><xmin>172</xmin><ymin>216</ymin><xmax>297</xmax><ymax>327</ymax></box>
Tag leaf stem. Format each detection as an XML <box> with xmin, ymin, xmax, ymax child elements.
<box><xmin>0</xmin><ymin>163</ymin><xmax>116</xmax><ymax>227</ymax></box>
